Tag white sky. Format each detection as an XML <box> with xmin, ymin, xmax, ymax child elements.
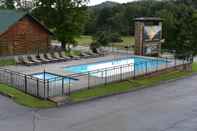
<box><xmin>88</xmin><ymin>0</ymin><xmax>136</xmax><ymax>6</ymax></box>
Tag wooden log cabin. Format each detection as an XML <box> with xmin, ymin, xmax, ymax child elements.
<box><xmin>0</xmin><ymin>10</ymin><xmax>53</xmax><ymax>56</ymax></box>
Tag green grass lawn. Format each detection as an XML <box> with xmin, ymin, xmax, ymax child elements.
<box><xmin>192</xmin><ymin>62</ymin><xmax>197</xmax><ymax>72</ymax></box>
<box><xmin>0</xmin><ymin>84</ymin><xmax>56</xmax><ymax>108</ymax></box>
<box><xmin>68</xmin><ymin>63</ymin><xmax>197</xmax><ymax>103</ymax></box>
<box><xmin>0</xmin><ymin>59</ymin><xmax>16</xmax><ymax>66</ymax></box>
<box><xmin>75</xmin><ymin>35</ymin><xmax>134</xmax><ymax>49</ymax></box>
<box><xmin>75</xmin><ymin>35</ymin><xmax>93</xmax><ymax>46</ymax></box>
<box><xmin>111</xmin><ymin>36</ymin><xmax>134</xmax><ymax>49</ymax></box>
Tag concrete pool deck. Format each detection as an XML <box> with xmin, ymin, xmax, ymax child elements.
<box><xmin>5</xmin><ymin>53</ymin><xmax>130</xmax><ymax>76</ymax></box>
<box><xmin>5</xmin><ymin>53</ymin><xmax>177</xmax><ymax>76</ymax></box>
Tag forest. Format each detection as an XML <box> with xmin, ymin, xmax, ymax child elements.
<box><xmin>84</xmin><ymin>0</ymin><xmax>197</xmax><ymax>55</ymax></box>
<box><xmin>1</xmin><ymin>0</ymin><xmax>197</xmax><ymax>55</ymax></box>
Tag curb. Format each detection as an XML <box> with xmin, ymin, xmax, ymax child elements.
<box><xmin>63</xmin><ymin>72</ymin><xmax>197</xmax><ymax>106</ymax></box>
<box><xmin>0</xmin><ymin>92</ymin><xmax>14</xmax><ymax>99</ymax></box>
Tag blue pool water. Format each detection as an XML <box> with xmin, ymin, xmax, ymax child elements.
<box><xmin>32</xmin><ymin>72</ymin><xmax>77</xmax><ymax>83</ymax></box>
<box><xmin>64</xmin><ymin>57</ymin><xmax>168</xmax><ymax>77</ymax></box>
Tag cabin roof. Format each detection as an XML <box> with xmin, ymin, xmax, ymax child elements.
<box><xmin>0</xmin><ymin>10</ymin><xmax>53</xmax><ymax>35</ymax></box>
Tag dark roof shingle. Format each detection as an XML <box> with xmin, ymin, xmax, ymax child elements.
<box><xmin>0</xmin><ymin>10</ymin><xmax>26</xmax><ymax>33</ymax></box>
<box><xmin>0</xmin><ymin>10</ymin><xmax>53</xmax><ymax>35</ymax></box>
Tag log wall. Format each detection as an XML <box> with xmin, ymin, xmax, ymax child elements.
<box><xmin>0</xmin><ymin>16</ymin><xmax>50</xmax><ymax>56</ymax></box>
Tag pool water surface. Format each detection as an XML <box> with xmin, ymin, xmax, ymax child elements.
<box><xmin>64</xmin><ymin>57</ymin><xmax>168</xmax><ymax>77</ymax></box>
<box><xmin>32</xmin><ymin>72</ymin><xmax>78</xmax><ymax>83</ymax></box>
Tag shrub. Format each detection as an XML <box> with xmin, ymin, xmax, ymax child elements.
<box><xmin>110</xmin><ymin>32</ymin><xmax>123</xmax><ymax>42</ymax></box>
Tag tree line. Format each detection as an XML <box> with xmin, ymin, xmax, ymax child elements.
<box><xmin>85</xmin><ymin>0</ymin><xmax>197</xmax><ymax>55</ymax></box>
<box><xmin>1</xmin><ymin>0</ymin><xmax>197</xmax><ymax>56</ymax></box>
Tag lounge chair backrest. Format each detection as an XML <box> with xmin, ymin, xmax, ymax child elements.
<box><xmin>47</xmin><ymin>53</ymin><xmax>58</xmax><ymax>60</ymax></box>
<box><xmin>54</xmin><ymin>52</ymin><xmax>59</xmax><ymax>57</ymax></box>
<box><xmin>46</xmin><ymin>53</ymin><xmax>52</xmax><ymax>58</ymax></box>
<box><xmin>23</xmin><ymin>56</ymin><xmax>30</xmax><ymax>61</ymax></box>
<box><xmin>39</xmin><ymin>54</ymin><xmax>45</xmax><ymax>58</ymax></box>
<box><xmin>30</xmin><ymin>55</ymin><xmax>36</xmax><ymax>59</ymax></box>
<box><xmin>82</xmin><ymin>52</ymin><xmax>90</xmax><ymax>56</ymax></box>
<box><xmin>96</xmin><ymin>49</ymin><xmax>104</xmax><ymax>54</ymax></box>
<box><xmin>22</xmin><ymin>56</ymin><xmax>30</xmax><ymax>62</ymax></box>
<box><xmin>14</xmin><ymin>56</ymin><xmax>21</xmax><ymax>64</ymax></box>
<box><xmin>23</xmin><ymin>55</ymin><xmax>28</xmax><ymax>60</ymax></box>
<box><xmin>39</xmin><ymin>53</ymin><xmax>50</xmax><ymax>62</ymax></box>
<box><xmin>57</xmin><ymin>52</ymin><xmax>65</xmax><ymax>58</ymax></box>
<box><xmin>20</xmin><ymin>55</ymin><xmax>35</xmax><ymax>65</ymax></box>
<box><xmin>60</xmin><ymin>51</ymin><xmax>66</xmax><ymax>57</ymax></box>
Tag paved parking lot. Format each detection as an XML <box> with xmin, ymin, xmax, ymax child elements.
<box><xmin>1</xmin><ymin>75</ymin><xmax>197</xmax><ymax>131</ymax></box>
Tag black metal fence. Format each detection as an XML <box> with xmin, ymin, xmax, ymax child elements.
<box><xmin>63</xmin><ymin>56</ymin><xmax>192</xmax><ymax>95</ymax></box>
<box><xmin>0</xmin><ymin>68</ymin><xmax>49</xmax><ymax>99</ymax></box>
<box><xmin>0</xmin><ymin>56</ymin><xmax>192</xmax><ymax>99</ymax></box>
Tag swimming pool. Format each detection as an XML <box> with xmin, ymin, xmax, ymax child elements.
<box><xmin>64</xmin><ymin>57</ymin><xmax>168</xmax><ymax>77</ymax></box>
<box><xmin>32</xmin><ymin>72</ymin><xmax>78</xmax><ymax>83</ymax></box>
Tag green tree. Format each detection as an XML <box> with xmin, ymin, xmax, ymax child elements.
<box><xmin>0</xmin><ymin>0</ymin><xmax>34</xmax><ymax>10</ymax></box>
<box><xmin>109</xmin><ymin>32</ymin><xmax>122</xmax><ymax>42</ymax></box>
<box><xmin>1</xmin><ymin>0</ymin><xmax>15</xmax><ymax>9</ymax></box>
<box><xmin>158</xmin><ymin>3</ymin><xmax>197</xmax><ymax>57</ymax></box>
<box><xmin>33</xmin><ymin>0</ymin><xmax>88</xmax><ymax>50</ymax></box>
<box><xmin>96</xmin><ymin>7</ymin><xmax>113</xmax><ymax>32</ymax></box>
<box><xmin>90</xmin><ymin>31</ymin><xmax>111</xmax><ymax>52</ymax></box>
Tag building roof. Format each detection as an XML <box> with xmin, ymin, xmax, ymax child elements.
<box><xmin>0</xmin><ymin>10</ymin><xmax>26</xmax><ymax>33</ymax></box>
<box><xmin>134</xmin><ymin>17</ymin><xmax>163</xmax><ymax>22</ymax></box>
<box><xmin>0</xmin><ymin>10</ymin><xmax>53</xmax><ymax>35</ymax></box>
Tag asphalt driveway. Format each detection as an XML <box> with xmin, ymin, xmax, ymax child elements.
<box><xmin>1</xmin><ymin>75</ymin><xmax>197</xmax><ymax>131</ymax></box>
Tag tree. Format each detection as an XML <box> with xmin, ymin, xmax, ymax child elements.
<box><xmin>96</xmin><ymin>7</ymin><xmax>113</xmax><ymax>32</ymax></box>
<box><xmin>158</xmin><ymin>3</ymin><xmax>197</xmax><ymax>56</ymax></box>
<box><xmin>0</xmin><ymin>0</ymin><xmax>34</xmax><ymax>10</ymax></box>
<box><xmin>33</xmin><ymin>0</ymin><xmax>88</xmax><ymax>50</ymax></box>
<box><xmin>90</xmin><ymin>31</ymin><xmax>111</xmax><ymax>52</ymax></box>
<box><xmin>109</xmin><ymin>32</ymin><xmax>122</xmax><ymax>42</ymax></box>
<box><xmin>1</xmin><ymin>0</ymin><xmax>15</xmax><ymax>9</ymax></box>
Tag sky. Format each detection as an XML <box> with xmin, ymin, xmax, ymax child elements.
<box><xmin>88</xmin><ymin>0</ymin><xmax>136</xmax><ymax>6</ymax></box>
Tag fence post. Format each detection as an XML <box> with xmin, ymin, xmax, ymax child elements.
<box><xmin>133</xmin><ymin>63</ymin><xmax>136</xmax><ymax>79</ymax></box>
<box><xmin>43</xmin><ymin>79</ymin><xmax>45</xmax><ymax>98</ymax></box>
<box><xmin>105</xmin><ymin>69</ymin><xmax>107</xmax><ymax>85</ymax></box>
<box><xmin>175</xmin><ymin>56</ymin><xmax>177</xmax><ymax>68</ymax></box>
<box><xmin>156</xmin><ymin>57</ymin><xmax>158</xmax><ymax>72</ymax></box>
<box><xmin>47</xmin><ymin>80</ymin><xmax>49</xmax><ymax>98</ymax></box>
<box><xmin>102</xmin><ymin>71</ymin><xmax>104</xmax><ymax>79</ymax></box>
<box><xmin>44</xmin><ymin>70</ymin><xmax>47</xmax><ymax>98</ymax></box>
<box><xmin>183</xmin><ymin>58</ymin><xmax>184</xmax><ymax>65</ymax></box>
<box><xmin>37</xmin><ymin>78</ymin><xmax>39</xmax><ymax>97</ymax></box>
<box><xmin>6</xmin><ymin>70</ymin><xmax>9</xmax><ymax>83</ymax></box>
<box><xmin>145</xmin><ymin>61</ymin><xmax>148</xmax><ymax>75</ymax></box>
<box><xmin>120</xmin><ymin>66</ymin><xmax>123</xmax><ymax>80</ymax></box>
<box><xmin>166</xmin><ymin>57</ymin><xmax>168</xmax><ymax>69</ymax></box>
<box><xmin>68</xmin><ymin>78</ymin><xmax>71</xmax><ymax>96</ymax></box>
<box><xmin>88</xmin><ymin>72</ymin><xmax>90</xmax><ymax>89</ymax></box>
<box><xmin>10</xmin><ymin>71</ymin><xmax>13</xmax><ymax>85</ymax></box>
<box><xmin>24</xmin><ymin>75</ymin><xmax>27</xmax><ymax>93</ymax></box>
<box><xmin>62</xmin><ymin>77</ymin><xmax>64</xmax><ymax>96</ymax></box>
